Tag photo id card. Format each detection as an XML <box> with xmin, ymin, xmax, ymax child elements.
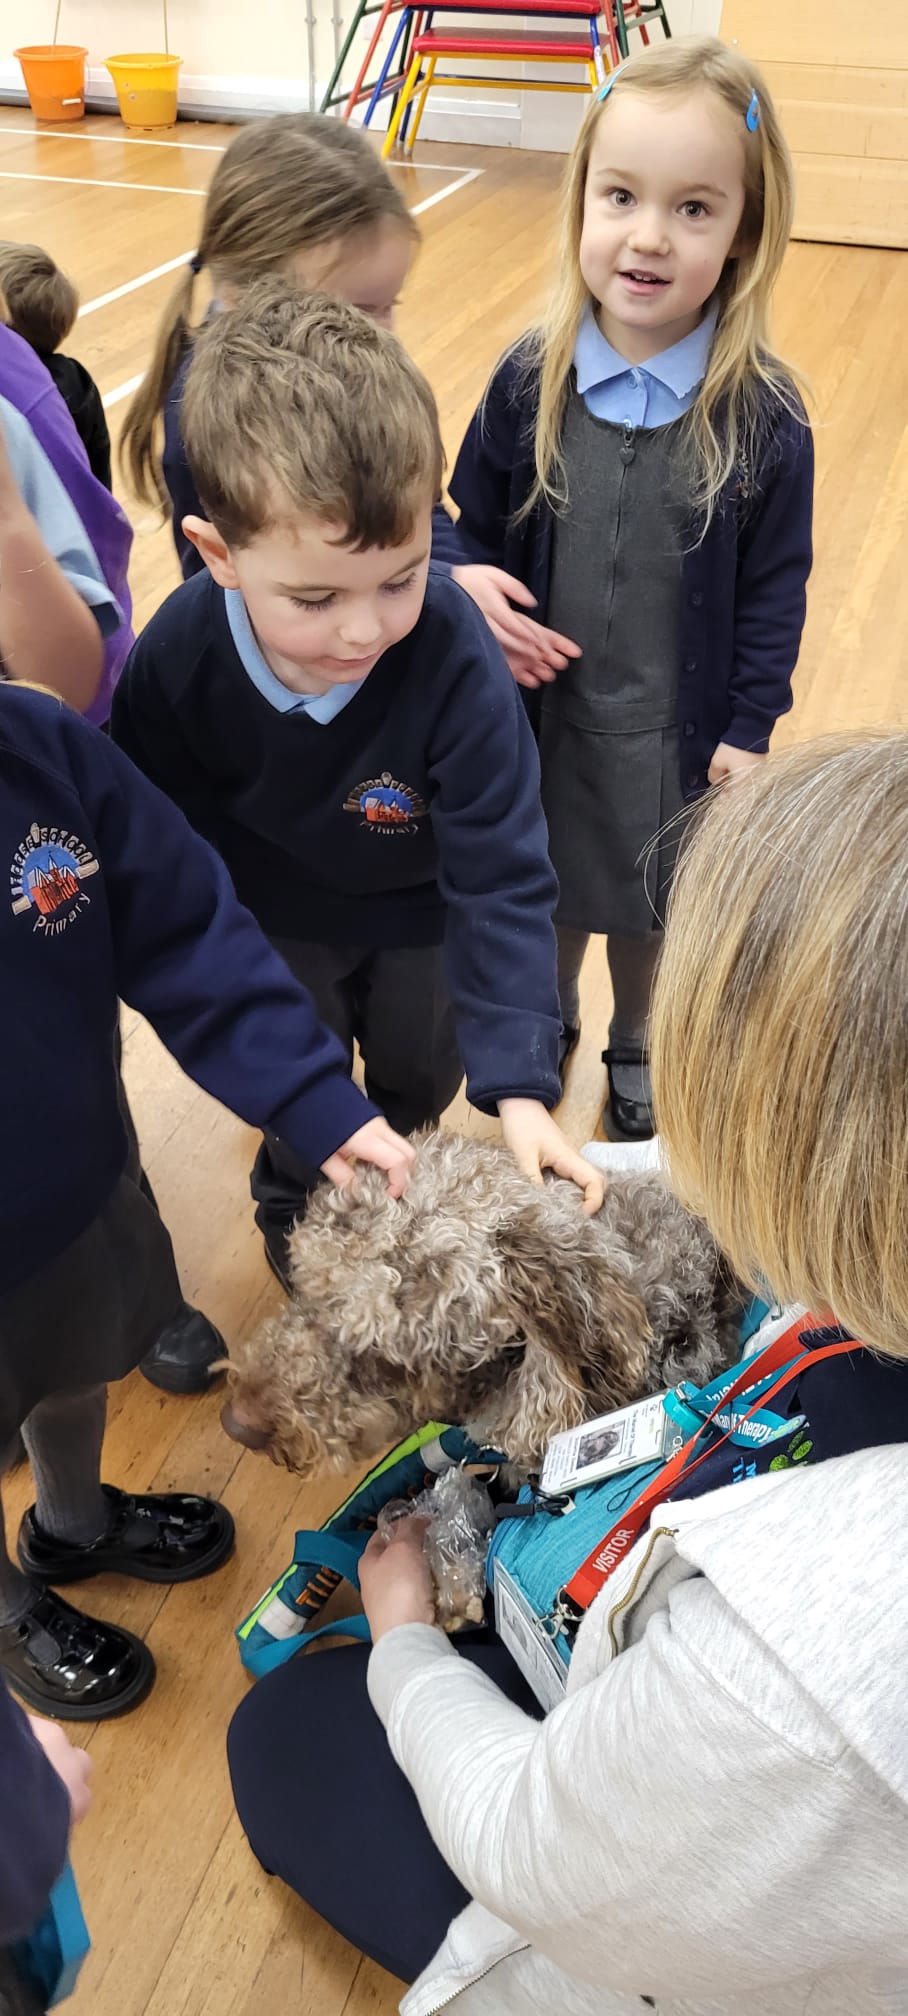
<box><xmin>540</xmin><ymin>1392</ymin><xmax>672</xmax><ymax>1497</ymax></box>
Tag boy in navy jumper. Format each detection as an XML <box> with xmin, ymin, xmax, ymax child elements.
<box><xmin>0</xmin><ymin>684</ymin><xmax>413</xmax><ymax>1719</ymax></box>
<box><xmin>112</xmin><ymin>286</ymin><xmax>602</xmax><ymax>1287</ymax></box>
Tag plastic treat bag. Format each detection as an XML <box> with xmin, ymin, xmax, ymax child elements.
<box><xmin>379</xmin><ymin>1468</ymin><xmax>495</xmax><ymax>1633</ymax></box>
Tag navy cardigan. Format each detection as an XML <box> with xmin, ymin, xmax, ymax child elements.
<box><xmin>449</xmin><ymin>350</ymin><xmax>814</xmax><ymax>798</ymax></box>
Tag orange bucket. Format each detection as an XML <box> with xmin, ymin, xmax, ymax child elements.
<box><xmin>14</xmin><ymin>44</ymin><xmax>87</xmax><ymax>121</ymax></box>
<box><xmin>105</xmin><ymin>52</ymin><xmax>182</xmax><ymax>129</ymax></box>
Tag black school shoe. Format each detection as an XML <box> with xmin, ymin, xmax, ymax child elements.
<box><xmin>140</xmin><ymin>1300</ymin><xmax>226</xmax><ymax>1395</ymax></box>
<box><xmin>18</xmin><ymin>1484</ymin><xmax>235</xmax><ymax>1587</ymax></box>
<box><xmin>0</xmin><ymin>1587</ymin><xmax>155</xmax><ymax>1721</ymax></box>
<box><xmin>602</xmin><ymin>1046</ymin><xmax>655</xmax><ymax>1141</ymax></box>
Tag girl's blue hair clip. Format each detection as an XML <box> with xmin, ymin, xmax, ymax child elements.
<box><xmin>745</xmin><ymin>89</ymin><xmax>760</xmax><ymax>132</ymax></box>
<box><xmin>597</xmin><ymin>64</ymin><xmax>623</xmax><ymax>102</ymax></box>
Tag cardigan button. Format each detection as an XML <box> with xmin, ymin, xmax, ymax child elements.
<box><xmin>684</xmin><ymin>657</ymin><xmax>697</xmax><ymax>674</ymax></box>
<box><xmin>690</xmin><ymin>590</ymin><xmax>704</xmax><ymax>608</ymax></box>
<box><xmin>683</xmin><ymin>721</ymin><xmax>696</xmax><ymax>738</ymax></box>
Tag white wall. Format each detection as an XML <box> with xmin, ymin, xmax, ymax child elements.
<box><xmin>1</xmin><ymin>0</ymin><xmax>341</xmax><ymax>118</ymax></box>
<box><xmin>1</xmin><ymin>0</ymin><xmax>723</xmax><ymax>134</ymax></box>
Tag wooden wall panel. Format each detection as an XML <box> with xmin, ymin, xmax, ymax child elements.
<box><xmin>720</xmin><ymin>0</ymin><xmax>908</xmax><ymax>245</ymax></box>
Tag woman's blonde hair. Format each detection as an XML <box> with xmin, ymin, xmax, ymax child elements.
<box><xmin>527</xmin><ymin>37</ymin><xmax>802</xmax><ymax>525</ymax></box>
<box><xmin>121</xmin><ymin>113</ymin><xmax>418</xmax><ymax>509</ymax></box>
<box><xmin>651</xmin><ymin>735</ymin><xmax>908</xmax><ymax>1362</ymax></box>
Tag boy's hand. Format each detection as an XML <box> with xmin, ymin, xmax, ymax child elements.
<box><xmin>359</xmin><ymin>1521</ymin><xmax>437</xmax><ymax>1642</ymax></box>
<box><xmin>27</xmin><ymin>1715</ymin><xmax>93</xmax><ymax>1824</ymax></box>
<box><xmin>498</xmin><ymin>1099</ymin><xmax>605</xmax><ymax>1214</ymax></box>
<box><xmin>707</xmin><ymin>743</ymin><xmax>766</xmax><ymax>787</ymax></box>
<box><xmin>321</xmin><ymin>1119</ymin><xmax>416</xmax><ymax>1199</ymax></box>
<box><xmin>452</xmin><ymin>564</ymin><xmax>580</xmax><ymax>689</ymax></box>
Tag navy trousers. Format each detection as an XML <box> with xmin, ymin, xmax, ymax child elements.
<box><xmin>227</xmin><ymin>1637</ymin><xmax>540</xmax><ymax>1985</ymax></box>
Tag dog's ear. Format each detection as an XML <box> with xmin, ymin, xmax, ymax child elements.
<box><xmin>493</xmin><ymin>1200</ymin><xmax>651</xmax><ymax>1469</ymax></box>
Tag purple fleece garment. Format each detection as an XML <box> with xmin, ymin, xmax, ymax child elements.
<box><xmin>0</xmin><ymin>324</ymin><xmax>134</xmax><ymax>725</ymax></box>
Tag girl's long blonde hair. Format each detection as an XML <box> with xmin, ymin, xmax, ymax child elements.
<box><xmin>527</xmin><ymin>37</ymin><xmax>802</xmax><ymax>525</ymax></box>
<box><xmin>121</xmin><ymin>113</ymin><xmax>417</xmax><ymax>509</ymax></box>
<box><xmin>651</xmin><ymin>736</ymin><xmax>908</xmax><ymax>1363</ymax></box>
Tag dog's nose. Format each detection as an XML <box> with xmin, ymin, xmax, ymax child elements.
<box><xmin>220</xmin><ymin>1401</ymin><xmax>273</xmax><ymax>1452</ymax></box>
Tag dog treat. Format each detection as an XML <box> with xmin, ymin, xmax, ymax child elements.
<box><xmin>379</xmin><ymin>1471</ymin><xmax>494</xmax><ymax>1634</ymax></box>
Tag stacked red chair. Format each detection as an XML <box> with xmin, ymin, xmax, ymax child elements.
<box><xmin>357</xmin><ymin>4</ymin><xmax>620</xmax><ymax>156</ymax></box>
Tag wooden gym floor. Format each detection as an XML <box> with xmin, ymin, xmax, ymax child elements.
<box><xmin>1</xmin><ymin>105</ymin><xmax>907</xmax><ymax>2016</ymax></box>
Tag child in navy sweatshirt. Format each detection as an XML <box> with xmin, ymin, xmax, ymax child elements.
<box><xmin>0</xmin><ymin>240</ymin><xmax>111</xmax><ymax>489</ymax></box>
<box><xmin>0</xmin><ymin>683</ymin><xmax>412</xmax><ymax>1720</ymax></box>
<box><xmin>0</xmin><ymin>1674</ymin><xmax>90</xmax><ymax>1995</ymax></box>
<box><xmin>112</xmin><ymin>286</ymin><xmax>602</xmax><ymax>1289</ymax></box>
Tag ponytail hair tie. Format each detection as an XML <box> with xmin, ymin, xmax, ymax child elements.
<box><xmin>188</xmin><ymin>252</ymin><xmax>203</xmax><ymax>276</ymax></box>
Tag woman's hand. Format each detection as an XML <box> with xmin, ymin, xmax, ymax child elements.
<box><xmin>707</xmin><ymin>743</ymin><xmax>766</xmax><ymax>787</ymax></box>
<box><xmin>359</xmin><ymin>1521</ymin><xmax>437</xmax><ymax>1642</ymax></box>
<box><xmin>321</xmin><ymin>1119</ymin><xmax>416</xmax><ymax>1200</ymax></box>
<box><xmin>452</xmin><ymin>564</ymin><xmax>581</xmax><ymax>689</ymax></box>
<box><xmin>498</xmin><ymin>1099</ymin><xmax>606</xmax><ymax>1214</ymax></box>
<box><xmin>27</xmin><ymin>1715</ymin><xmax>93</xmax><ymax>1825</ymax></box>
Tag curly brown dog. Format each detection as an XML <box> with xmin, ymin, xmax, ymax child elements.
<box><xmin>221</xmin><ymin>1132</ymin><xmax>744</xmax><ymax>1477</ymax></box>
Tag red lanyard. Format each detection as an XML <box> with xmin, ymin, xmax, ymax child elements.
<box><xmin>562</xmin><ymin>1316</ymin><xmax>858</xmax><ymax>1616</ymax></box>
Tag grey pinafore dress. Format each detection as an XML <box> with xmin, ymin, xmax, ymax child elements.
<box><xmin>540</xmin><ymin>391</ymin><xmax>691</xmax><ymax>938</ymax></box>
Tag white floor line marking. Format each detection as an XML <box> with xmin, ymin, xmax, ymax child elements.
<box><xmin>0</xmin><ymin>139</ymin><xmax>482</xmax><ymax>369</ymax></box>
<box><xmin>0</xmin><ymin>122</ymin><xmax>470</xmax><ymax>171</ymax></box>
<box><xmin>410</xmin><ymin>166</ymin><xmax>483</xmax><ymax>215</ymax></box>
<box><xmin>76</xmin><ymin>158</ymin><xmax>482</xmax><ymax>333</ymax></box>
<box><xmin>79</xmin><ymin>251</ymin><xmax>194</xmax><ymax>318</ymax></box>
<box><xmin>0</xmin><ymin>122</ymin><xmax>227</xmax><ymax>151</ymax></box>
<box><xmin>102</xmin><ymin>371</ymin><xmax>144</xmax><ymax>410</ymax></box>
<box><xmin>0</xmin><ymin>168</ymin><xmax>205</xmax><ymax>195</ymax></box>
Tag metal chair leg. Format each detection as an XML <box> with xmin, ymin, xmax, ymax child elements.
<box><xmin>383</xmin><ymin>48</ymin><xmax>422</xmax><ymax>155</ymax></box>
<box><xmin>614</xmin><ymin>1</ymin><xmax>630</xmax><ymax>59</ymax></box>
<box><xmin>405</xmin><ymin>53</ymin><xmax>437</xmax><ymax>152</ymax></box>
<box><xmin>341</xmin><ymin>0</ymin><xmax>396</xmax><ymax>119</ymax></box>
<box><xmin>397</xmin><ymin>9</ymin><xmax>421</xmax><ymax>141</ymax></box>
<box><xmin>320</xmin><ymin>0</ymin><xmax>371</xmax><ymax>113</ymax></box>
<box><xmin>364</xmin><ymin>4</ymin><xmax>412</xmax><ymax>126</ymax></box>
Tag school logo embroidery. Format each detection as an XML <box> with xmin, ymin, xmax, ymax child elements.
<box><xmin>10</xmin><ymin>822</ymin><xmax>100</xmax><ymax>937</ymax></box>
<box><xmin>343</xmin><ymin>772</ymin><xmax>427</xmax><ymax>836</ymax></box>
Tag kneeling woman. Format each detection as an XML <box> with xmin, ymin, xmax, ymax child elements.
<box><xmin>229</xmin><ymin>734</ymin><xmax>908</xmax><ymax>2015</ymax></box>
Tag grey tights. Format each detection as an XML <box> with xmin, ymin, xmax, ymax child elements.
<box><xmin>556</xmin><ymin>926</ymin><xmax>662</xmax><ymax>1046</ymax></box>
<box><xmin>0</xmin><ymin>1385</ymin><xmax>109</xmax><ymax>1625</ymax></box>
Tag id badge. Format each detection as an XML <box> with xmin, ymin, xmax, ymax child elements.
<box><xmin>493</xmin><ymin>1561</ymin><xmax>569</xmax><ymax>1713</ymax></box>
<box><xmin>540</xmin><ymin>1392</ymin><xmax>673</xmax><ymax>1497</ymax></box>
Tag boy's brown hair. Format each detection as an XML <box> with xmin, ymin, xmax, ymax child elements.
<box><xmin>0</xmin><ymin>241</ymin><xmax>79</xmax><ymax>353</ymax></box>
<box><xmin>181</xmin><ymin>282</ymin><xmax>445</xmax><ymax>552</ymax></box>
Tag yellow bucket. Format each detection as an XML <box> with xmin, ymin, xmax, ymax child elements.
<box><xmin>105</xmin><ymin>52</ymin><xmax>182</xmax><ymax>129</ymax></box>
<box><xmin>15</xmin><ymin>45</ymin><xmax>87</xmax><ymax>121</ymax></box>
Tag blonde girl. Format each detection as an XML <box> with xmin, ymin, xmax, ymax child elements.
<box><xmin>122</xmin><ymin>113</ymin><xmax>422</xmax><ymax>578</ymax></box>
<box><xmin>450</xmin><ymin>38</ymin><xmax>814</xmax><ymax>1140</ymax></box>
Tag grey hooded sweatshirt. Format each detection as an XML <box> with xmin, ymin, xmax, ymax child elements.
<box><xmin>368</xmin><ymin>1448</ymin><xmax>908</xmax><ymax>2015</ymax></box>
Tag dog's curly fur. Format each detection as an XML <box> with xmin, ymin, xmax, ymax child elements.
<box><xmin>223</xmin><ymin>1132</ymin><xmax>744</xmax><ymax>1477</ymax></box>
